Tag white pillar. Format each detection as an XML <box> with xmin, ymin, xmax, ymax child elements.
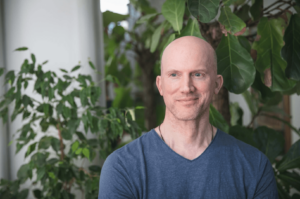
<box><xmin>2</xmin><ymin>0</ymin><xmax>105</xmax><ymax>194</ymax></box>
<box><xmin>0</xmin><ymin>0</ymin><xmax>10</xmax><ymax>180</ymax></box>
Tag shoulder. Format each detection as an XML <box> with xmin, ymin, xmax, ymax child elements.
<box><xmin>216</xmin><ymin>129</ymin><xmax>264</xmax><ymax>156</ymax></box>
<box><xmin>215</xmin><ymin>130</ymin><xmax>278</xmax><ymax>197</ymax></box>
<box><xmin>215</xmin><ymin>129</ymin><xmax>270</xmax><ymax>169</ymax></box>
<box><xmin>99</xmin><ymin>131</ymin><xmax>153</xmax><ymax>198</ymax></box>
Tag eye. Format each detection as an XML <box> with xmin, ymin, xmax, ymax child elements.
<box><xmin>194</xmin><ymin>73</ymin><xmax>201</xmax><ymax>77</ymax></box>
<box><xmin>171</xmin><ymin>73</ymin><xmax>177</xmax><ymax>77</ymax></box>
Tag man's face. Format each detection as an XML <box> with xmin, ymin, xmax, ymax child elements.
<box><xmin>156</xmin><ymin>37</ymin><xmax>222</xmax><ymax>121</ymax></box>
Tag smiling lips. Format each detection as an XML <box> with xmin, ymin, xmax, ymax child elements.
<box><xmin>177</xmin><ymin>98</ymin><xmax>198</xmax><ymax>105</ymax></box>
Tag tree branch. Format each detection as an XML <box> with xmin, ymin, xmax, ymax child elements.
<box><xmin>247</xmin><ymin>108</ymin><xmax>262</xmax><ymax>128</ymax></box>
<box><xmin>264</xmin><ymin>2</ymin><xmax>290</xmax><ymax>14</ymax></box>
<box><xmin>265</xmin><ymin>4</ymin><xmax>295</xmax><ymax>19</ymax></box>
<box><xmin>263</xmin><ymin>0</ymin><xmax>282</xmax><ymax>11</ymax></box>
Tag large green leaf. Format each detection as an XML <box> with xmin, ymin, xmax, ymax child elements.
<box><xmin>234</xmin><ymin>4</ymin><xmax>251</xmax><ymax>22</ymax></box>
<box><xmin>277</xmin><ymin>171</ymin><xmax>300</xmax><ymax>192</ymax></box>
<box><xmin>223</xmin><ymin>0</ymin><xmax>245</xmax><ymax>6</ymax></box>
<box><xmin>277</xmin><ymin>139</ymin><xmax>300</xmax><ymax>171</ymax></box>
<box><xmin>102</xmin><ymin>11</ymin><xmax>129</xmax><ymax>27</ymax></box>
<box><xmin>162</xmin><ymin>0</ymin><xmax>185</xmax><ymax>33</ymax></box>
<box><xmin>38</xmin><ymin>136</ymin><xmax>52</xmax><ymax>150</ymax></box>
<box><xmin>253</xmin><ymin>17</ymin><xmax>296</xmax><ymax>91</ymax></box>
<box><xmin>150</xmin><ymin>22</ymin><xmax>165</xmax><ymax>53</ymax></box>
<box><xmin>238</xmin><ymin>36</ymin><xmax>251</xmax><ymax>53</ymax></box>
<box><xmin>283</xmin><ymin>81</ymin><xmax>300</xmax><ymax>96</ymax></box>
<box><xmin>17</xmin><ymin>163</ymin><xmax>30</xmax><ymax>181</ymax></box>
<box><xmin>112</xmin><ymin>87</ymin><xmax>133</xmax><ymax>108</ymax></box>
<box><xmin>25</xmin><ymin>142</ymin><xmax>37</xmax><ymax>158</ymax></box>
<box><xmin>188</xmin><ymin>0</ymin><xmax>219</xmax><ymax>23</ymax></box>
<box><xmin>229</xmin><ymin>125</ymin><xmax>255</xmax><ymax>146</ymax></box>
<box><xmin>15</xmin><ymin>47</ymin><xmax>28</xmax><ymax>51</ymax></box>
<box><xmin>180</xmin><ymin>18</ymin><xmax>204</xmax><ymax>39</ymax></box>
<box><xmin>61</xmin><ymin>129</ymin><xmax>72</xmax><ymax>140</ymax></box>
<box><xmin>209</xmin><ymin>104</ymin><xmax>229</xmax><ymax>133</ymax></box>
<box><xmin>36</xmin><ymin>167</ymin><xmax>46</xmax><ymax>181</ymax></box>
<box><xmin>216</xmin><ymin>34</ymin><xmax>255</xmax><ymax>94</ymax></box>
<box><xmin>253</xmin><ymin>126</ymin><xmax>284</xmax><ymax>164</ymax></box>
<box><xmin>112</xmin><ymin>26</ymin><xmax>125</xmax><ymax>43</ymax></box>
<box><xmin>18</xmin><ymin>189</ymin><xmax>29</xmax><ymax>199</ymax></box>
<box><xmin>136</xmin><ymin>13</ymin><xmax>159</xmax><ymax>24</ymax></box>
<box><xmin>277</xmin><ymin>183</ymin><xmax>291</xmax><ymax>199</ymax></box>
<box><xmin>250</xmin><ymin>0</ymin><xmax>263</xmax><ymax>21</ymax></box>
<box><xmin>219</xmin><ymin>6</ymin><xmax>246</xmax><ymax>34</ymax></box>
<box><xmin>251</xmin><ymin>71</ymin><xmax>280</xmax><ymax>105</ymax></box>
<box><xmin>281</xmin><ymin>14</ymin><xmax>300</xmax><ymax>81</ymax></box>
<box><xmin>223</xmin><ymin>0</ymin><xmax>235</xmax><ymax>5</ymax></box>
<box><xmin>161</xmin><ymin>33</ymin><xmax>175</xmax><ymax>58</ymax></box>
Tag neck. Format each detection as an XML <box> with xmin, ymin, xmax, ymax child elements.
<box><xmin>155</xmin><ymin>110</ymin><xmax>215</xmax><ymax>160</ymax></box>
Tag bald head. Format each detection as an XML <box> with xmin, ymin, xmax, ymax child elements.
<box><xmin>161</xmin><ymin>36</ymin><xmax>217</xmax><ymax>75</ymax></box>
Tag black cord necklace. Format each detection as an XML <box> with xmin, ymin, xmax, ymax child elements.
<box><xmin>158</xmin><ymin>124</ymin><xmax>214</xmax><ymax>144</ymax></box>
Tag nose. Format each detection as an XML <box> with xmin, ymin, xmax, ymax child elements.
<box><xmin>180</xmin><ymin>74</ymin><xmax>195</xmax><ymax>93</ymax></box>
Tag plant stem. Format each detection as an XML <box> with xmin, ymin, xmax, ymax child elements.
<box><xmin>56</xmin><ymin>122</ymin><xmax>65</xmax><ymax>160</ymax></box>
<box><xmin>260</xmin><ymin>113</ymin><xmax>300</xmax><ymax>136</ymax></box>
<box><xmin>247</xmin><ymin>108</ymin><xmax>262</xmax><ymax>128</ymax></box>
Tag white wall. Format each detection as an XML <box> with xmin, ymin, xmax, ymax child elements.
<box><xmin>0</xmin><ymin>0</ymin><xmax>105</xmax><ymax>198</ymax></box>
<box><xmin>0</xmin><ymin>0</ymin><xmax>9</xmax><ymax>181</ymax></box>
<box><xmin>291</xmin><ymin>95</ymin><xmax>300</xmax><ymax>144</ymax></box>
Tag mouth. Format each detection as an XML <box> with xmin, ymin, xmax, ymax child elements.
<box><xmin>177</xmin><ymin>98</ymin><xmax>198</xmax><ymax>105</ymax></box>
<box><xmin>177</xmin><ymin>98</ymin><xmax>198</xmax><ymax>102</ymax></box>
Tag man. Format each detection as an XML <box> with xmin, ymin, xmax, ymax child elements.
<box><xmin>98</xmin><ymin>36</ymin><xmax>278</xmax><ymax>198</ymax></box>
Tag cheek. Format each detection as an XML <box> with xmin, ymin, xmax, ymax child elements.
<box><xmin>194</xmin><ymin>81</ymin><xmax>212</xmax><ymax>92</ymax></box>
<box><xmin>162</xmin><ymin>80</ymin><xmax>178</xmax><ymax>94</ymax></box>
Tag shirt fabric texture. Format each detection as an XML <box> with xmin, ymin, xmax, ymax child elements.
<box><xmin>98</xmin><ymin>128</ymin><xmax>278</xmax><ymax>199</ymax></box>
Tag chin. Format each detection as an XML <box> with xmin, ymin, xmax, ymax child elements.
<box><xmin>166</xmin><ymin>103</ymin><xmax>208</xmax><ymax>121</ymax></box>
<box><xmin>170</xmin><ymin>108</ymin><xmax>203</xmax><ymax>121</ymax></box>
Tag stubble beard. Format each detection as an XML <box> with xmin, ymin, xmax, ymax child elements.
<box><xmin>166</xmin><ymin>102</ymin><xmax>207</xmax><ymax>121</ymax></box>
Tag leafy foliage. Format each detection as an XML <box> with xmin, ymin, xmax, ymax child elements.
<box><xmin>161</xmin><ymin>0</ymin><xmax>185</xmax><ymax>34</ymax></box>
<box><xmin>253</xmin><ymin>17</ymin><xmax>295</xmax><ymax>92</ymax></box>
<box><xmin>0</xmin><ymin>50</ymin><xmax>141</xmax><ymax>198</ymax></box>
<box><xmin>281</xmin><ymin>14</ymin><xmax>300</xmax><ymax>81</ymax></box>
<box><xmin>219</xmin><ymin>6</ymin><xmax>246</xmax><ymax>34</ymax></box>
<box><xmin>209</xmin><ymin>104</ymin><xmax>229</xmax><ymax>133</ymax></box>
<box><xmin>2</xmin><ymin>0</ymin><xmax>299</xmax><ymax>198</ymax></box>
<box><xmin>187</xmin><ymin>0</ymin><xmax>220</xmax><ymax>23</ymax></box>
<box><xmin>216</xmin><ymin>34</ymin><xmax>255</xmax><ymax>94</ymax></box>
<box><xmin>102</xmin><ymin>11</ymin><xmax>129</xmax><ymax>27</ymax></box>
<box><xmin>180</xmin><ymin>18</ymin><xmax>204</xmax><ymax>39</ymax></box>
<box><xmin>122</xmin><ymin>0</ymin><xmax>300</xmax><ymax>198</ymax></box>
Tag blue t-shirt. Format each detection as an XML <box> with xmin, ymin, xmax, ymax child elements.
<box><xmin>98</xmin><ymin>129</ymin><xmax>278</xmax><ymax>199</ymax></box>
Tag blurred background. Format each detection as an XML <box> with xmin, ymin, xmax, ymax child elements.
<box><xmin>0</xmin><ymin>0</ymin><xmax>300</xmax><ymax>198</ymax></box>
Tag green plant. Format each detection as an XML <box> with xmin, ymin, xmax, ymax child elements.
<box><xmin>104</xmin><ymin>0</ymin><xmax>300</xmax><ymax>197</ymax></box>
<box><xmin>0</xmin><ymin>48</ymin><xmax>141</xmax><ymax>199</ymax></box>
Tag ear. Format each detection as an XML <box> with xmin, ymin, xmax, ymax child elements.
<box><xmin>156</xmin><ymin>76</ymin><xmax>163</xmax><ymax>96</ymax></box>
<box><xmin>214</xmin><ymin>75</ymin><xmax>223</xmax><ymax>94</ymax></box>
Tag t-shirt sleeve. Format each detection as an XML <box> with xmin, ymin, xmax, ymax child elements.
<box><xmin>98</xmin><ymin>152</ymin><xmax>135</xmax><ymax>199</ymax></box>
<box><xmin>253</xmin><ymin>154</ymin><xmax>279</xmax><ymax>199</ymax></box>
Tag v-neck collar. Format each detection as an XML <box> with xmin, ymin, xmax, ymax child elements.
<box><xmin>151</xmin><ymin>128</ymin><xmax>220</xmax><ymax>163</ymax></box>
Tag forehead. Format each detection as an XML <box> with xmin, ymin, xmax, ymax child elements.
<box><xmin>161</xmin><ymin>41</ymin><xmax>215</xmax><ymax>73</ymax></box>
